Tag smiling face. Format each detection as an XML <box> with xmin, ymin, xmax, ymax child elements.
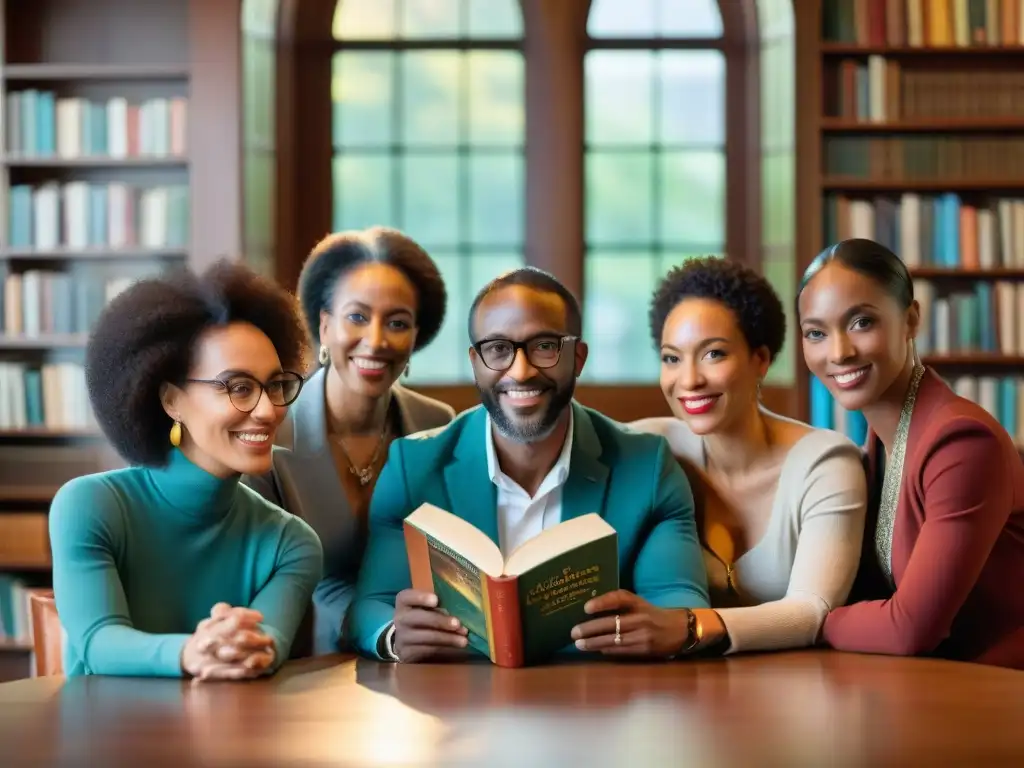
<box><xmin>659</xmin><ymin>298</ymin><xmax>769</xmax><ymax>436</ymax></box>
<box><xmin>160</xmin><ymin>321</ymin><xmax>294</xmax><ymax>478</ymax></box>
<box><xmin>470</xmin><ymin>285</ymin><xmax>587</xmax><ymax>443</ymax></box>
<box><xmin>798</xmin><ymin>262</ymin><xmax>920</xmax><ymax>412</ymax></box>
<box><xmin>319</xmin><ymin>263</ymin><xmax>419</xmax><ymax>399</ymax></box>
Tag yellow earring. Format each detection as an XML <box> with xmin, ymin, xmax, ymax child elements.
<box><xmin>169</xmin><ymin>420</ymin><xmax>182</xmax><ymax>447</ymax></box>
<box><xmin>319</xmin><ymin>344</ymin><xmax>330</xmax><ymax>366</ymax></box>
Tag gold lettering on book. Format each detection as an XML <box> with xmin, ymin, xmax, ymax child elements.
<box><xmin>525</xmin><ymin>565</ymin><xmax>603</xmax><ymax>617</ymax></box>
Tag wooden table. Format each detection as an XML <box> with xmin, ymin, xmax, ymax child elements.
<box><xmin>0</xmin><ymin>650</ymin><xmax>1021</xmax><ymax>766</ymax></box>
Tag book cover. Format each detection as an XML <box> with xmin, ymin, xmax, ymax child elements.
<box><xmin>404</xmin><ymin>504</ymin><xmax>619</xmax><ymax>667</ymax></box>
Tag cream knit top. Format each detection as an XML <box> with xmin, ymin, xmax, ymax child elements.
<box><xmin>630</xmin><ymin>415</ymin><xmax>868</xmax><ymax>654</ymax></box>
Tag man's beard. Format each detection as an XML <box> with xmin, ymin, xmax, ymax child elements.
<box><xmin>477</xmin><ymin>378</ymin><xmax>575</xmax><ymax>444</ymax></box>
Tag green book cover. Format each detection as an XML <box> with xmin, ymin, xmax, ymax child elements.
<box><xmin>404</xmin><ymin>505</ymin><xmax>619</xmax><ymax>667</ymax></box>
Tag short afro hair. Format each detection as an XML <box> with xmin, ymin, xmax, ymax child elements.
<box><xmin>468</xmin><ymin>266</ymin><xmax>582</xmax><ymax>341</ymax></box>
<box><xmin>297</xmin><ymin>227</ymin><xmax>447</xmax><ymax>351</ymax></box>
<box><xmin>649</xmin><ymin>257</ymin><xmax>787</xmax><ymax>362</ymax></box>
<box><xmin>85</xmin><ymin>259</ymin><xmax>308</xmax><ymax>467</ymax></box>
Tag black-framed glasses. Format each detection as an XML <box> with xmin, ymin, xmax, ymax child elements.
<box><xmin>472</xmin><ymin>335</ymin><xmax>578</xmax><ymax>372</ymax></box>
<box><xmin>185</xmin><ymin>371</ymin><xmax>305</xmax><ymax>413</ymax></box>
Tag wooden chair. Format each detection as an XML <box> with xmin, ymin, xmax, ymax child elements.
<box><xmin>27</xmin><ymin>588</ymin><xmax>63</xmax><ymax>677</ymax></box>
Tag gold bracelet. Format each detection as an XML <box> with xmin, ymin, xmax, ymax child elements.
<box><xmin>674</xmin><ymin>608</ymin><xmax>704</xmax><ymax>656</ymax></box>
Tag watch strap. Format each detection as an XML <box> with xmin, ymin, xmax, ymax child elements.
<box><xmin>383</xmin><ymin>623</ymin><xmax>400</xmax><ymax>662</ymax></box>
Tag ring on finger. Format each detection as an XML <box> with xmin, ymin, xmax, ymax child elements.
<box><xmin>614</xmin><ymin>614</ymin><xmax>622</xmax><ymax>645</ymax></box>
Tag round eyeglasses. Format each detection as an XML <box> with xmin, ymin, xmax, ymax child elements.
<box><xmin>472</xmin><ymin>335</ymin><xmax>578</xmax><ymax>372</ymax></box>
<box><xmin>185</xmin><ymin>371</ymin><xmax>305</xmax><ymax>413</ymax></box>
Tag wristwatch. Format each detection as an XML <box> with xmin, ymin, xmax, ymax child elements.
<box><xmin>675</xmin><ymin>608</ymin><xmax>703</xmax><ymax>656</ymax></box>
<box><xmin>382</xmin><ymin>623</ymin><xmax>400</xmax><ymax>662</ymax></box>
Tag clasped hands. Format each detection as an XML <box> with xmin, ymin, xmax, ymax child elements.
<box><xmin>180</xmin><ymin>602</ymin><xmax>277</xmax><ymax>681</ymax></box>
<box><xmin>391</xmin><ymin>587</ymin><xmax>689</xmax><ymax>663</ymax></box>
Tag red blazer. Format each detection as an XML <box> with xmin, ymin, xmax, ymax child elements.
<box><xmin>823</xmin><ymin>367</ymin><xmax>1024</xmax><ymax>669</ymax></box>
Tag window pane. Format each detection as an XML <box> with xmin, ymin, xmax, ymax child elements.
<box><xmin>660</xmin><ymin>0</ymin><xmax>723</xmax><ymax>37</ymax></box>
<box><xmin>588</xmin><ymin>0</ymin><xmax>722</xmax><ymax>38</ymax></box>
<box><xmin>242</xmin><ymin>0</ymin><xmax>278</xmax><ymax>35</ymax></box>
<box><xmin>586</xmin><ymin>152</ymin><xmax>653</xmax><ymax>245</ymax></box>
<box><xmin>581</xmin><ymin>252</ymin><xmax>661</xmax><ymax>383</ymax></box>
<box><xmin>407</xmin><ymin>251</ymin><xmax>468</xmax><ymax>383</ymax></box>
<box><xmin>588</xmin><ymin>0</ymin><xmax>657</xmax><ymax>37</ymax></box>
<box><xmin>659</xmin><ymin>150</ymin><xmax>724</xmax><ymax>245</ymax></box>
<box><xmin>763</xmin><ymin>152</ymin><xmax>794</xmax><ymax>246</ymax></box>
<box><xmin>333</xmin><ymin>0</ymin><xmax>396</xmax><ymax>40</ymax></box>
<box><xmin>333</xmin><ymin>52</ymin><xmax>394</xmax><ymax>149</ymax></box>
<box><xmin>332</xmin><ymin>155</ymin><xmax>394</xmax><ymax>231</ymax></box>
<box><xmin>401</xmin><ymin>52</ymin><xmax>460</xmax><ymax>146</ymax></box>
<box><xmin>468</xmin><ymin>0</ymin><xmax>523</xmax><ymax>38</ymax></box>
<box><xmin>402</xmin><ymin>0</ymin><xmax>460</xmax><ymax>38</ymax></box>
<box><xmin>762</xmin><ymin>251</ymin><xmax>796</xmax><ymax>387</ymax></box>
<box><xmin>244</xmin><ymin>150</ymin><xmax>274</xmax><ymax>249</ymax></box>
<box><xmin>759</xmin><ymin>0</ymin><xmax>795</xmax><ymax>38</ymax></box>
<box><xmin>401</xmin><ymin>153</ymin><xmax>460</xmax><ymax>249</ymax></box>
<box><xmin>469</xmin><ymin>153</ymin><xmax>522</xmax><ymax>248</ymax></box>
<box><xmin>659</xmin><ymin>51</ymin><xmax>724</xmax><ymax>146</ymax></box>
<box><xmin>243</xmin><ymin>38</ymin><xmax>274</xmax><ymax>146</ymax></box>
<box><xmin>467</xmin><ymin>52</ymin><xmax>524</xmax><ymax>147</ymax></box>
<box><xmin>585</xmin><ymin>52</ymin><xmax>653</xmax><ymax>146</ymax></box>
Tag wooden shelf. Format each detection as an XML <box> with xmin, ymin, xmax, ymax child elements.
<box><xmin>0</xmin><ymin>639</ymin><xmax>32</xmax><ymax>653</ymax></box>
<box><xmin>821</xmin><ymin>118</ymin><xmax>1024</xmax><ymax>132</ymax></box>
<box><xmin>3</xmin><ymin>63</ymin><xmax>189</xmax><ymax>80</ymax></box>
<box><xmin>910</xmin><ymin>268</ymin><xmax>1024</xmax><ymax>279</ymax></box>
<box><xmin>921</xmin><ymin>355</ymin><xmax>1024</xmax><ymax>366</ymax></box>
<box><xmin>821</xmin><ymin>178</ymin><xmax>1024</xmax><ymax>191</ymax></box>
<box><xmin>821</xmin><ymin>44</ymin><xmax>1024</xmax><ymax>56</ymax></box>
<box><xmin>0</xmin><ymin>334</ymin><xmax>87</xmax><ymax>350</ymax></box>
<box><xmin>2</xmin><ymin>156</ymin><xmax>187</xmax><ymax>168</ymax></box>
<box><xmin>0</xmin><ymin>247</ymin><xmax>187</xmax><ymax>261</ymax></box>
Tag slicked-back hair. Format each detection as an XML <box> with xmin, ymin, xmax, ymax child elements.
<box><xmin>798</xmin><ymin>238</ymin><xmax>914</xmax><ymax>311</ymax></box>
<box><xmin>468</xmin><ymin>266</ymin><xmax>582</xmax><ymax>341</ymax></box>
<box><xmin>85</xmin><ymin>259</ymin><xmax>308</xmax><ymax>467</ymax></box>
<box><xmin>649</xmin><ymin>256</ymin><xmax>787</xmax><ymax>362</ymax></box>
<box><xmin>297</xmin><ymin>226</ymin><xmax>447</xmax><ymax>350</ymax></box>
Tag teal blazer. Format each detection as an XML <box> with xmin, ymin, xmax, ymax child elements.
<box><xmin>348</xmin><ymin>402</ymin><xmax>710</xmax><ymax>658</ymax></box>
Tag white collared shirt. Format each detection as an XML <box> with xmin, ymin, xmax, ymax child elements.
<box><xmin>485</xmin><ymin>410</ymin><xmax>574</xmax><ymax>558</ymax></box>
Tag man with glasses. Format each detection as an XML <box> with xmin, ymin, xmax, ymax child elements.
<box><xmin>349</xmin><ymin>267</ymin><xmax>710</xmax><ymax>664</ymax></box>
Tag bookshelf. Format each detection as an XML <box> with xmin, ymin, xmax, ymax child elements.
<box><xmin>799</xmin><ymin>0</ymin><xmax>1024</xmax><ymax>452</ymax></box>
<box><xmin>0</xmin><ymin>0</ymin><xmax>243</xmax><ymax>680</ymax></box>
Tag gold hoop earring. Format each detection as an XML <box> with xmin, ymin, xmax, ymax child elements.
<box><xmin>319</xmin><ymin>344</ymin><xmax>330</xmax><ymax>366</ymax></box>
<box><xmin>169</xmin><ymin>420</ymin><xmax>182</xmax><ymax>447</ymax></box>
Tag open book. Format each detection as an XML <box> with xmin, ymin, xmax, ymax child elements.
<box><xmin>404</xmin><ymin>503</ymin><xmax>619</xmax><ymax>667</ymax></box>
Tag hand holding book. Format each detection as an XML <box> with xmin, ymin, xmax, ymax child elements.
<box><xmin>392</xmin><ymin>589</ymin><xmax>470</xmax><ymax>663</ymax></box>
<box><xmin>570</xmin><ymin>590</ymin><xmax>693</xmax><ymax>658</ymax></box>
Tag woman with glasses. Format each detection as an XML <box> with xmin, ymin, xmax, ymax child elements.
<box><xmin>244</xmin><ymin>227</ymin><xmax>454</xmax><ymax>655</ymax></box>
<box><xmin>607</xmin><ymin>257</ymin><xmax>868</xmax><ymax>657</ymax></box>
<box><xmin>48</xmin><ymin>260</ymin><xmax>323</xmax><ymax>679</ymax></box>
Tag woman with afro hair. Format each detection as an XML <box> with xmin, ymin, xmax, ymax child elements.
<box><xmin>580</xmin><ymin>258</ymin><xmax>868</xmax><ymax>658</ymax></box>
<box><xmin>244</xmin><ymin>227</ymin><xmax>455</xmax><ymax>655</ymax></box>
<box><xmin>49</xmin><ymin>259</ymin><xmax>323</xmax><ymax>680</ymax></box>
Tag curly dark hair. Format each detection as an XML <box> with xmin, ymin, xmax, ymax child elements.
<box><xmin>85</xmin><ymin>259</ymin><xmax>308</xmax><ymax>467</ymax></box>
<box><xmin>649</xmin><ymin>257</ymin><xmax>787</xmax><ymax>362</ymax></box>
<box><xmin>296</xmin><ymin>227</ymin><xmax>447</xmax><ymax>350</ymax></box>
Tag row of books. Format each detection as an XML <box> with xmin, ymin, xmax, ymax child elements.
<box><xmin>1</xmin><ymin>271</ymin><xmax>131</xmax><ymax>337</ymax></box>
<box><xmin>915</xmin><ymin>279</ymin><xmax>1024</xmax><ymax>356</ymax></box>
<box><xmin>5</xmin><ymin>92</ymin><xmax>187</xmax><ymax>159</ymax></box>
<box><xmin>0</xmin><ymin>576</ymin><xmax>30</xmax><ymax>646</ymax></box>
<box><xmin>811</xmin><ymin>374</ymin><xmax>1024</xmax><ymax>447</ymax></box>
<box><xmin>824</xmin><ymin>136</ymin><xmax>1024</xmax><ymax>180</ymax></box>
<box><xmin>826</xmin><ymin>58</ymin><xmax>1024</xmax><ymax>122</ymax></box>
<box><xmin>7</xmin><ymin>182</ymin><xmax>189</xmax><ymax>251</ymax></box>
<box><xmin>823</xmin><ymin>0</ymin><xmax>1024</xmax><ymax>48</ymax></box>
<box><xmin>0</xmin><ymin>362</ymin><xmax>93</xmax><ymax>432</ymax></box>
<box><xmin>823</xmin><ymin>193</ymin><xmax>1024</xmax><ymax>268</ymax></box>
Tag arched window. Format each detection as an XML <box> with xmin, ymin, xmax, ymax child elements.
<box><xmin>331</xmin><ymin>0</ymin><xmax>525</xmax><ymax>383</ymax></box>
<box><xmin>582</xmin><ymin>0</ymin><xmax>727</xmax><ymax>383</ymax></box>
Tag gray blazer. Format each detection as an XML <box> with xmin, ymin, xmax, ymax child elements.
<box><xmin>243</xmin><ymin>366</ymin><xmax>456</xmax><ymax>656</ymax></box>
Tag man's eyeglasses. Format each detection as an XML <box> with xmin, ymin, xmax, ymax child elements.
<box><xmin>472</xmin><ymin>335</ymin><xmax>578</xmax><ymax>372</ymax></box>
<box><xmin>185</xmin><ymin>371</ymin><xmax>305</xmax><ymax>413</ymax></box>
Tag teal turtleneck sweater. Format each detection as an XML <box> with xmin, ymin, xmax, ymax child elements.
<box><xmin>48</xmin><ymin>448</ymin><xmax>324</xmax><ymax>677</ymax></box>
